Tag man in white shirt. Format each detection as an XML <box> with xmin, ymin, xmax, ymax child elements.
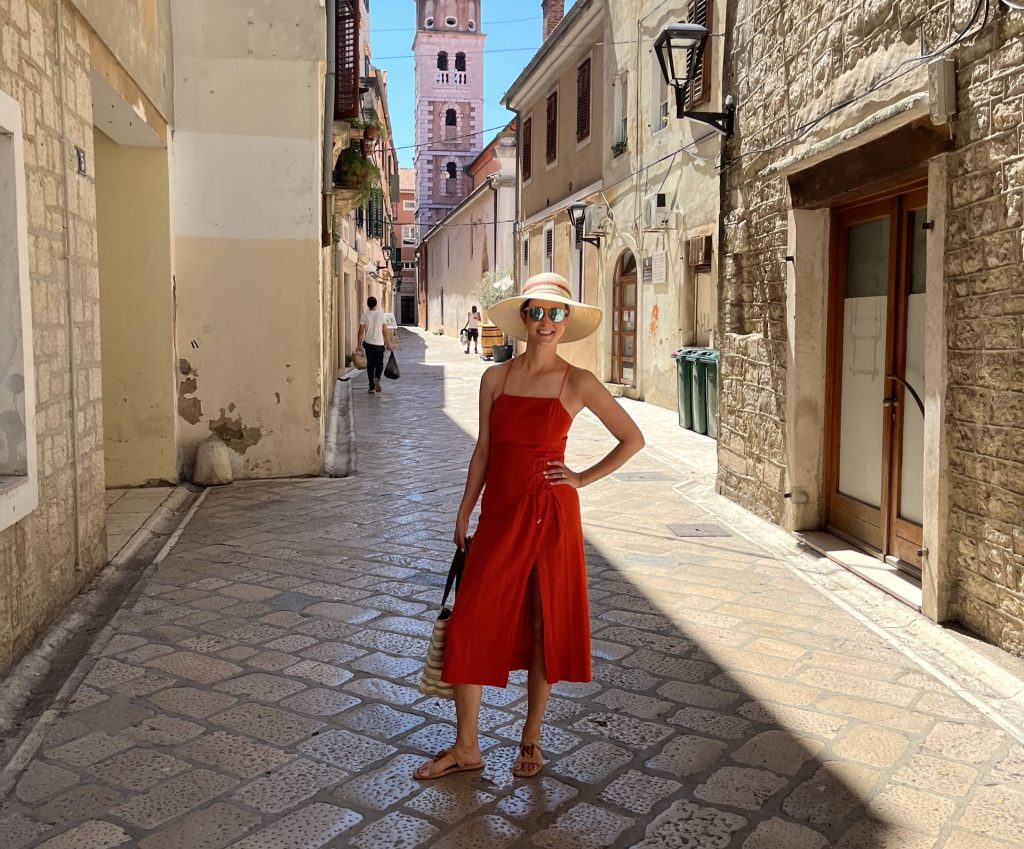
<box><xmin>463</xmin><ymin>305</ymin><xmax>481</xmax><ymax>354</ymax></box>
<box><xmin>357</xmin><ymin>296</ymin><xmax>392</xmax><ymax>394</ymax></box>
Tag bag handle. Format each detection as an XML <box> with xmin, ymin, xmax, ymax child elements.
<box><xmin>440</xmin><ymin>536</ymin><xmax>470</xmax><ymax>610</ymax></box>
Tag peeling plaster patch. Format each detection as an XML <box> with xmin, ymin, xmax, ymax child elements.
<box><xmin>649</xmin><ymin>303</ymin><xmax>660</xmax><ymax>339</ymax></box>
<box><xmin>275</xmin><ymin>392</ymin><xmax>281</xmax><ymax>404</ymax></box>
<box><xmin>209</xmin><ymin>408</ymin><xmax>263</xmax><ymax>455</ymax></box>
<box><xmin>312</xmin><ymin>396</ymin><xmax>321</xmax><ymax>419</ymax></box>
<box><xmin>177</xmin><ymin>359</ymin><xmax>203</xmax><ymax>425</ymax></box>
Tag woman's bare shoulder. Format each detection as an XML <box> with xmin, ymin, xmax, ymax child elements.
<box><xmin>566</xmin><ymin>364</ymin><xmax>603</xmax><ymax>393</ymax></box>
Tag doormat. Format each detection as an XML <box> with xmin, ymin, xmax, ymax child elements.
<box><xmin>667</xmin><ymin>523</ymin><xmax>731</xmax><ymax>538</ymax></box>
<box><xmin>612</xmin><ymin>471</ymin><xmax>673</xmax><ymax>482</ymax></box>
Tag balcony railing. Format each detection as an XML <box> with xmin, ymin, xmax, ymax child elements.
<box><xmin>453</xmin><ymin>71</ymin><xmax>467</xmax><ymax>85</ymax></box>
<box><xmin>436</xmin><ymin>71</ymin><xmax>449</xmax><ymax>84</ymax></box>
<box><xmin>434</xmin><ymin>70</ymin><xmax>467</xmax><ymax>85</ymax></box>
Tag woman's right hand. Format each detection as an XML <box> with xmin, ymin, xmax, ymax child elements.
<box><xmin>454</xmin><ymin>513</ymin><xmax>471</xmax><ymax>550</ymax></box>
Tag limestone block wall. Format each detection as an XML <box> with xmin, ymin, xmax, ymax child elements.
<box><xmin>0</xmin><ymin>0</ymin><xmax>106</xmax><ymax>672</ymax></box>
<box><xmin>720</xmin><ymin>1</ymin><xmax>1024</xmax><ymax>653</ymax></box>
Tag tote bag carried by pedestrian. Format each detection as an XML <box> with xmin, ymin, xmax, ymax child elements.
<box><xmin>384</xmin><ymin>351</ymin><xmax>400</xmax><ymax>380</ymax></box>
<box><xmin>351</xmin><ymin>348</ymin><xmax>368</xmax><ymax>370</ymax></box>
<box><xmin>419</xmin><ymin>538</ymin><xmax>470</xmax><ymax>699</ymax></box>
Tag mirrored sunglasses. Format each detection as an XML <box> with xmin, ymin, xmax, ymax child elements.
<box><xmin>522</xmin><ymin>306</ymin><xmax>569</xmax><ymax>323</ymax></box>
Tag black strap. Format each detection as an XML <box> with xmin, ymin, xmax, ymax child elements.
<box><xmin>440</xmin><ymin>537</ymin><xmax>470</xmax><ymax>610</ymax></box>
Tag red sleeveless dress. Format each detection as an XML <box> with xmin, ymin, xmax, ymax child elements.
<box><xmin>441</xmin><ymin>363</ymin><xmax>591</xmax><ymax>687</ymax></box>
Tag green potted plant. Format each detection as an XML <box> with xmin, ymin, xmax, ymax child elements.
<box><xmin>333</xmin><ymin>146</ymin><xmax>381</xmax><ymax>206</ymax></box>
<box><xmin>475</xmin><ymin>268</ymin><xmax>515</xmax><ymax>360</ymax></box>
<box><xmin>611</xmin><ymin>139</ymin><xmax>627</xmax><ymax>158</ymax></box>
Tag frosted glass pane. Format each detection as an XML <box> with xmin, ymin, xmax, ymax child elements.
<box><xmin>845</xmin><ymin>217</ymin><xmax>889</xmax><ymax>298</ymax></box>
<box><xmin>900</xmin><ymin>293</ymin><xmax>926</xmax><ymax>524</ymax></box>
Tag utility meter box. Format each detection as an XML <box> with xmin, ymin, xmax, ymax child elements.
<box><xmin>928</xmin><ymin>56</ymin><xmax>956</xmax><ymax>125</ymax></box>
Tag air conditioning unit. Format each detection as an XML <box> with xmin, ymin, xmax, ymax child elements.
<box><xmin>583</xmin><ymin>202</ymin><xmax>610</xmax><ymax>236</ymax></box>
<box><xmin>643</xmin><ymin>192</ymin><xmax>672</xmax><ymax>230</ymax></box>
<box><xmin>687</xmin><ymin>234</ymin><xmax>713</xmax><ymax>269</ymax></box>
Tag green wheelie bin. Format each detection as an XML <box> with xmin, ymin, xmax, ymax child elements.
<box><xmin>673</xmin><ymin>349</ymin><xmax>701</xmax><ymax>429</ymax></box>
<box><xmin>698</xmin><ymin>349</ymin><xmax>720</xmax><ymax>439</ymax></box>
<box><xmin>688</xmin><ymin>349</ymin><xmax>708</xmax><ymax>435</ymax></box>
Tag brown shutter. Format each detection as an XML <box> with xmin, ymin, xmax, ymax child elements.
<box><xmin>546</xmin><ymin>92</ymin><xmax>558</xmax><ymax>163</ymax></box>
<box><xmin>334</xmin><ymin>0</ymin><xmax>361</xmax><ymax>120</ymax></box>
<box><xmin>686</xmin><ymin>0</ymin><xmax>711</xmax><ymax>107</ymax></box>
<box><xmin>576</xmin><ymin>59</ymin><xmax>591</xmax><ymax>142</ymax></box>
<box><xmin>522</xmin><ymin>118</ymin><xmax>532</xmax><ymax>181</ymax></box>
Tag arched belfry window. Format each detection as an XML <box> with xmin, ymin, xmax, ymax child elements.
<box><xmin>446</xmin><ymin>162</ymin><xmax>457</xmax><ymax>179</ymax></box>
<box><xmin>445</xmin><ymin>108</ymin><xmax>457</xmax><ymax>127</ymax></box>
<box><xmin>455</xmin><ymin>52</ymin><xmax>466</xmax><ymax>72</ymax></box>
<box><xmin>437</xmin><ymin>51</ymin><xmax>448</xmax><ymax>71</ymax></box>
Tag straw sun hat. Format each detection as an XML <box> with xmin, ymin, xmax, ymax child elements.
<box><xmin>487</xmin><ymin>272</ymin><xmax>603</xmax><ymax>344</ymax></box>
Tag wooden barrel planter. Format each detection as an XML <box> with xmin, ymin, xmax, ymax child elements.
<box><xmin>480</xmin><ymin>324</ymin><xmax>503</xmax><ymax>358</ymax></box>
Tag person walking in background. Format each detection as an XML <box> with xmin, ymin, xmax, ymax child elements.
<box><xmin>413</xmin><ymin>272</ymin><xmax>645</xmax><ymax>781</ymax></box>
<box><xmin>357</xmin><ymin>296</ymin><xmax>391</xmax><ymax>394</ymax></box>
<box><xmin>463</xmin><ymin>305</ymin><xmax>481</xmax><ymax>354</ymax></box>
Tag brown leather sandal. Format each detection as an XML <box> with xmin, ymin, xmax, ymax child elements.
<box><xmin>512</xmin><ymin>742</ymin><xmax>544</xmax><ymax>778</ymax></box>
<box><xmin>413</xmin><ymin>749</ymin><xmax>485</xmax><ymax>781</ymax></box>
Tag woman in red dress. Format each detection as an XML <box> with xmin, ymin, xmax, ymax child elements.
<box><xmin>414</xmin><ymin>273</ymin><xmax>645</xmax><ymax>780</ymax></box>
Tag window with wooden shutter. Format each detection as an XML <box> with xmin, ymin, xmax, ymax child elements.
<box><xmin>522</xmin><ymin>118</ymin><xmax>532</xmax><ymax>181</ymax></box>
<box><xmin>546</xmin><ymin>92</ymin><xmax>558</xmax><ymax>163</ymax></box>
<box><xmin>686</xmin><ymin>0</ymin><xmax>711</xmax><ymax>107</ymax></box>
<box><xmin>576</xmin><ymin>59</ymin><xmax>591</xmax><ymax>142</ymax></box>
<box><xmin>522</xmin><ymin>237</ymin><xmax>529</xmax><ymax>271</ymax></box>
<box><xmin>543</xmin><ymin>223</ymin><xmax>554</xmax><ymax>271</ymax></box>
<box><xmin>334</xmin><ymin>0</ymin><xmax>361</xmax><ymax>120</ymax></box>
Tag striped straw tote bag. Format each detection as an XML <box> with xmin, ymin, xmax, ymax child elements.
<box><xmin>419</xmin><ymin>538</ymin><xmax>470</xmax><ymax>699</ymax></box>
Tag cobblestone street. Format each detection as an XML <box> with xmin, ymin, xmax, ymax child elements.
<box><xmin>2</xmin><ymin>329</ymin><xmax>1024</xmax><ymax>849</ymax></box>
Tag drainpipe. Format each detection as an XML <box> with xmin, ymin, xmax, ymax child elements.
<box><xmin>54</xmin><ymin>0</ymin><xmax>82</xmax><ymax>571</ymax></box>
<box><xmin>511</xmin><ymin>108</ymin><xmax>522</xmax><ymax>292</ymax></box>
<box><xmin>324</xmin><ymin>0</ymin><xmax>336</xmax><ymax>195</ymax></box>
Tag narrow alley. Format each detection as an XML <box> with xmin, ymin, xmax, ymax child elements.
<box><xmin>1</xmin><ymin>329</ymin><xmax>1023</xmax><ymax>849</ymax></box>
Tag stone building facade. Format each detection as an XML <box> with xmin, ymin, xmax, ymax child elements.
<box><xmin>719</xmin><ymin>1</ymin><xmax>1024</xmax><ymax>653</ymax></box>
<box><xmin>411</xmin><ymin>0</ymin><xmax>485</xmax><ymax>233</ymax></box>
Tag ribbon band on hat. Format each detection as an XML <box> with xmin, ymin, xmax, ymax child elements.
<box><xmin>486</xmin><ymin>272</ymin><xmax>603</xmax><ymax>345</ymax></box>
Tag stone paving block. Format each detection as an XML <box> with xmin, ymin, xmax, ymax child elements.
<box><xmin>656</xmin><ymin>681</ymin><xmax>740</xmax><ymax>710</ymax></box>
<box><xmin>943</xmin><ymin>830</ymin><xmax>1020</xmax><ymax>849</ymax></box>
<box><xmin>740</xmin><ymin>817</ymin><xmax>828</xmax><ymax>849</ymax></box>
<box><xmin>87</xmin><ymin>746</ymin><xmax>191</xmax><ymax>790</ymax></box>
<box><xmin>735</xmin><ymin>703</ymin><xmax>847</xmax><ymax>739</ymax></box>
<box><xmin>591</xmin><ymin>663</ymin><xmax>661</xmax><ymax>692</ymax></box>
<box><xmin>429</xmin><ymin>815</ymin><xmax>523</xmax><ymax>849</ymax></box>
<box><xmin>493</xmin><ymin>776</ymin><xmax>579</xmax><ymax>820</ymax></box>
<box><xmin>259</xmin><ymin>611</ymin><xmax>309</xmax><ymax>628</ymax></box>
<box><xmin>84</xmin><ymin>658</ymin><xmax>149</xmax><ymax>690</ymax></box>
<box><xmin>215</xmin><ymin>672</ymin><xmax>308</xmax><ymax>702</ymax></box>
<box><xmin>481</xmin><ymin>684</ymin><xmax>526</xmax><ymax>707</ymax></box>
<box><xmin>67</xmin><ymin>686</ymin><xmax>110</xmax><ymax>712</ymax></box>
<box><xmin>138</xmin><ymin>803</ymin><xmax>262</xmax><ymax>849</ymax></box>
<box><xmin>231</xmin><ymin>758</ymin><xmax>347</xmax><ymax>814</ymax></box>
<box><xmin>280</xmin><ymin>687</ymin><xmax>362</xmax><ymax>716</ymax></box>
<box><xmin>219</xmin><ymin>584</ymin><xmax>280</xmax><ymax>602</ymax></box>
<box><xmin>418</xmin><ymin>698</ymin><xmax>516</xmax><ymax>731</ymax></box>
<box><xmin>335</xmin><ymin>754</ymin><xmax>426</xmax><ymax>811</ymax></box>
<box><xmin>694</xmin><ymin>766</ymin><xmax>788</xmax><ymax>812</ymax></box>
<box><xmin>0</xmin><ymin>812</ymin><xmax>52</xmax><ymax>849</ymax></box>
<box><xmin>299</xmin><ymin>729</ymin><xmax>398</xmax><ymax>771</ymax></box>
<box><xmin>344</xmin><ymin>677</ymin><xmax>424</xmax><ymax>705</ymax></box>
<box><xmin>112</xmin><ymin>768</ymin><xmax>239</xmax><ymax>829</ymax></box>
<box><xmin>349</xmin><ymin>628</ymin><xmax>430</xmax><ymax>656</ymax></box>
<box><xmin>668</xmin><ymin>706</ymin><xmax>751</xmax><ymax>739</ymax></box>
<box><xmin>892</xmin><ymin>753</ymin><xmax>979</xmax><ymax>796</ymax></box>
<box><xmin>592</xmin><ymin>688</ymin><xmax>674</xmax><ymax>718</ymax></box>
<box><xmin>513</xmin><ymin>696</ymin><xmax>585</xmax><ymax>722</ymax></box>
<box><xmin>645</xmin><ymin>733</ymin><xmax>727</xmax><ymax>776</ymax></box>
<box><xmin>551</xmin><ymin>741</ymin><xmax>632</xmax><ymax>783</ymax></box>
<box><xmin>402</xmin><ymin>723</ymin><xmax>499</xmax><ymax>755</ymax></box>
<box><xmin>46</xmin><ymin>731</ymin><xmax>134</xmax><ymax>767</ymax></box>
<box><xmin>631</xmin><ymin>800</ymin><xmax>746</xmax><ymax>849</ymax></box>
<box><xmin>405</xmin><ymin>782</ymin><xmax>496</xmax><ymax>824</ymax></box>
<box><xmin>283</xmin><ymin>659</ymin><xmax>354</xmax><ymax>687</ymax></box>
<box><xmin>341</xmin><ymin>704</ymin><xmax>426</xmax><ymax>738</ymax></box>
<box><xmin>351</xmin><ymin>651</ymin><xmax>423</xmax><ymax>678</ymax></box>
<box><xmin>782</xmin><ymin>762</ymin><xmax>880</xmax><ymax>826</ymax></box>
<box><xmin>33</xmin><ymin>820</ymin><xmax>131</xmax><ymax>849</ymax></box>
<box><xmin>145</xmin><ymin>652</ymin><xmax>243</xmax><ymax>684</ymax></box>
<box><xmin>593</xmin><ymin>626</ymin><xmax>693</xmax><ymax>656</ymax></box>
<box><xmin>101</xmin><ymin>634</ymin><xmax>149</xmax><ymax>656</ymax></box>
<box><xmin>571</xmin><ymin>712</ymin><xmax>673</xmax><ymax>749</ymax></box>
<box><xmin>957</xmin><ymin>784</ymin><xmax>1024</xmax><ymax>842</ymax></box>
<box><xmin>357</xmin><ymin>595</ymin><xmax>429</xmax><ymax>616</ymax></box>
<box><xmin>15</xmin><ymin>759</ymin><xmax>80</xmax><ymax>803</ymax></box>
<box><xmin>795</xmin><ymin>667</ymin><xmax>916</xmax><ymax>707</ymax></box>
<box><xmin>494</xmin><ymin>719</ymin><xmax>582</xmax><ymax>754</ymax></box>
<box><xmin>599</xmin><ymin>769</ymin><xmax>682</xmax><ymax>815</ymax></box>
<box><xmin>834</xmin><ymin>819</ymin><xmax>937</xmax><ymax>849</ymax></box>
<box><xmin>261</xmin><ymin>635</ymin><xmax>319</xmax><ymax>652</ymax></box>
<box><xmin>219</xmin><ymin>646</ymin><xmax>261</xmax><ymax>662</ymax></box>
<box><xmin>222</xmin><ymin>623</ymin><xmax>287</xmax><ymax>643</ymax></box>
<box><xmin>223</xmin><ymin>802</ymin><xmax>362</xmax><ymax>849</ymax></box>
<box><xmin>349</xmin><ymin>811</ymin><xmax>440</xmax><ymax>849</ymax></box>
<box><xmin>923</xmin><ymin>721</ymin><xmax>1008</xmax><ymax>764</ymax></box>
<box><xmin>914</xmin><ymin>691</ymin><xmax>985</xmax><ymax>722</ymax></box>
<box><xmin>147</xmin><ymin>686</ymin><xmax>238</xmax><ymax>718</ymax></box>
<box><xmin>35</xmin><ymin>784</ymin><xmax>126</xmax><ymax>824</ymax></box>
<box><xmin>180</xmin><ymin>634</ymin><xmax>238</xmax><ymax>653</ymax></box>
<box><xmin>305</xmin><ymin>602</ymin><xmax>380</xmax><ymax>624</ymax></box>
<box><xmin>300</xmin><ymin>641</ymin><xmax>367</xmax><ymax>665</ymax></box>
<box><xmin>743</xmin><ymin>637</ymin><xmax>810</xmax><ymax>661</ymax></box>
<box><xmin>210</xmin><ymin>703</ymin><xmax>325</xmax><ymax>746</ymax></box>
<box><xmin>622</xmin><ymin>648</ymin><xmax>716</xmax><ymax>682</ymax></box>
<box><xmin>243</xmin><ymin>650</ymin><xmax>300</xmax><ymax>671</ymax></box>
<box><xmin>533</xmin><ymin>802</ymin><xmax>635</xmax><ymax>849</ymax></box>
<box><xmin>178</xmin><ymin>731</ymin><xmax>294</xmax><ymax>777</ymax></box>
<box><xmin>832</xmin><ymin>724</ymin><xmax>910</xmax><ymax>768</ymax></box>
<box><xmin>730</xmin><ymin>730</ymin><xmax>823</xmax><ymax>775</ymax></box>
<box><xmin>550</xmin><ymin>680</ymin><xmax>603</xmax><ymax>698</ymax></box>
<box><xmin>126</xmin><ymin>715</ymin><xmax>205</xmax><ymax>746</ymax></box>
<box><xmin>867</xmin><ymin>781</ymin><xmax>956</xmax><ymax>835</ymax></box>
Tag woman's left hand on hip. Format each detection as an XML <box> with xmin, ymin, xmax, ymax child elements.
<box><xmin>545</xmin><ymin>461</ymin><xmax>582</xmax><ymax>488</ymax></box>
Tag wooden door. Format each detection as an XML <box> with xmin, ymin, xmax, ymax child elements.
<box><xmin>826</xmin><ymin>185</ymin><xmax>927</xmax><ymax>574</ymax></box>
<box><xmin>611</xmin><ymin>252</ymin><xmax>637</xmax><ymax>386</ymax></box>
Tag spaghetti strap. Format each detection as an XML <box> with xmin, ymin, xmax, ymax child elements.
<box><xmin>500</xmin><ymin>358</ymin><xmax>515</xmax><ymax>395</ymax></box>
<box><xmin>557</xmin><ymin>363</ymin><xmax>571</xmax><ymax>399</ymax></box>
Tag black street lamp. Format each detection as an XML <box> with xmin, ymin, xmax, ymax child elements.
<box><xmin>653</xmin><ymin>22</ymin><xmax>735</xmax><ymax>138</ymax></box>
<box><xmin>567</xmin><ymin>201</ymin><xmax>600</xmax><ymax>248</ymax></box>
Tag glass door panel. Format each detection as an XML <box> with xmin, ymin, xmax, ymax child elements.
<box><xmin>899</xmin><ymin>207</ymin><xmax>927</xmax><ymax>525</ymax></box>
